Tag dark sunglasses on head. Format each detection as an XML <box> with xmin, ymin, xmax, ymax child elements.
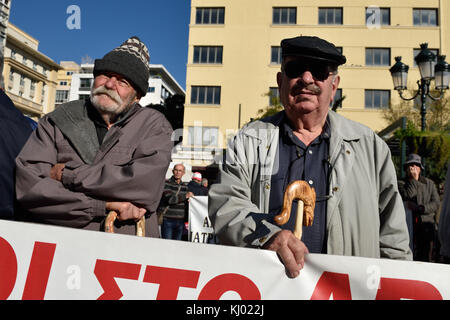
<box><xmin>284</xmin><ymin>60</ymin><xmax>334</xmax><ymax>81</ymax></box>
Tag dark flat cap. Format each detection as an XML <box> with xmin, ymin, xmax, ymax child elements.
<box><xmin>281</xmin><ymin>36</ymin><xmax>346</xmax><ymax>66</ymax></box>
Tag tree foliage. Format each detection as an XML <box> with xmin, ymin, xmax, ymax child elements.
<box><xmin>388</xmin><ymin>91</ymin><xmax>450</xmax><ymax>185</ymax></box>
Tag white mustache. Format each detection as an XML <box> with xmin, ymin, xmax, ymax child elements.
<box><xmin>91</xmin><ymin>86</ymin><xmax>123</xmax><ymax>105</ymax></box>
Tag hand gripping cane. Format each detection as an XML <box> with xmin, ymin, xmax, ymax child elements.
<box><xmin>104</xmin><ymin>211</ymin><xmax>146</xmax><ymax>237</ymax></box>
<box><xmin>274</xmin><ymin>180</ymin><xmax>316</xmax><ymax>240</ymax></box>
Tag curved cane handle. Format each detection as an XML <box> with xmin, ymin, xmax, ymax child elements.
<box><xmin>105</xmin><ymin>211</ymin><xmax>145</xmax><ymax>237</ymax></box>
<box><xmin>274</xmin><ymin>180</ymin><xmax>316</xmax><ymax>240</ymax></box>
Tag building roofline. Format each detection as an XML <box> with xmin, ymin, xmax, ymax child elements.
<box><xmin>149</xmin><ymin>64</ymin><xmax>185</xmax><ymax>95</ymax></box>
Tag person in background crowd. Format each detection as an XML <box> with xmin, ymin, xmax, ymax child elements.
<box><xmin>0</xmin><ymin>90</ymin><xmax>33</xmax><ymax>220</ymax></box>
<box><xmin>398</xmin><ymin>153</ymin><xmax>440</xmax><ymax>262</ymax></box>
<box><xmin>438</xmin><ymin>163</ymin><xmax>450</xmax><ymax>264</ymax></box>
<box><xmin>209</xmin><ymin>35</ymin><xmax>412</xmax><ymax>279</ymax></box>
<box><xmin>15</xmin><ymin>37</ymin><xmax>173</xmax><ymax>237</ymax></box>
<box><xmin>159</xmin><ymin>163</ymin><xmax>193</xmax><ymax>240</ymax></box>
<box><xmin>202</xmin><ymin>178</ymin><xmax>209</xmax><ymax>189</ymax></box>
<box><xmin>188</xmin><ymin>172</ymin><xmax>208</xmax><ymax>196</ymax></box>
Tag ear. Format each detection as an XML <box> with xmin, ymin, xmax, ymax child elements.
<box><xmin>277</xmin><ymin>72</ymin><xmax>283</xmax><ymax>89</ymax></box>
<box><xmin>332</xmin><ymin>74</ymin><xmax>340</xmax><ymax>91</ymax></box>
<box><xmin>330</xmin><ymin>75</ymin><xmax>340</xmax><ymax>103</ymax></box>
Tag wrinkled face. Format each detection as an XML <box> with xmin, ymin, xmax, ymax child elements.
<box><xmin>277</xmin><ymin>57</ymin><xmax>340</xmax><ymax>118</ymax></box>
<box><xmin>90</xmin><ymin>72</ymin><xmax>139</xmax><ymax>116</ymax></box>
<box><xmin>172</xmin><ymin>164</ymin><xmax>185</xmax><ymax>180</ymax></box>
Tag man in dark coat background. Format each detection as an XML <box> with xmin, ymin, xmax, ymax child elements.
<box><xmin>399</xmin><ymin>153</ymin><xmax>441</xmax><ymax>262</ymax></box>
<box><xmin>0</xmin><ymin>89</ymin><xmax>33</xmax><ymax>220</ymax></box>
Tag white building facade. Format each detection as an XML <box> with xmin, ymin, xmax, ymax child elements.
<box><xmin>69</xmin><ymin>64</ymin><xmax>185</xmax><ymax>105</ymax></box>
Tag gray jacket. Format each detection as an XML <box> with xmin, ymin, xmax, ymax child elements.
<box><xmin>15</xmin><ymin>100</ymin><xmax>173</xmax><ymax>237</ymax></box>
<box><xmin>209</xmin><ymin>111</ymin><xmax>412</xmax><ymax>260</ymax></box>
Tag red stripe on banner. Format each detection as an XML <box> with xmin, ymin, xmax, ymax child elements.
<box><xmin>21</xmin><ymin>242</ymin><xmax>56</xmax><ymax>300</ymax></box>
<box><xmin>143</xmin><ymin>266</ymin><xmax>200</xmax><ymax>300</ymax></box>
<box><xmin>94</xmin><ymin>260</ymin><xmax>142</xmax><ymax>300</ymax></box>
<box><xmin>0</xmin><ymin>237</ymin><xmax>18</xmax><ymax>300</ymax></box>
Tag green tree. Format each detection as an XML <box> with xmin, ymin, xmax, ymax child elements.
<box><xmin>386</xmin><ymin>91</ymin><xmax>450</xmax><ymax>185</ymax></box>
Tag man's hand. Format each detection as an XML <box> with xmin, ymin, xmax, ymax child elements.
<box><xmin>106</xmin><ymin>202</ymin><xmax>146</xmax><ymax>222</ymax></box>
<box><xmin>186</xmin><ymin>192</ymin><xmax>194</xmax><ymax>199</ymax></box>
<box><xmin>50</xmin><ymin>163</ymin><xmax>65</xmax><ymax>182</ymax></box>
<box><xmin>263</xmin><ymin>230</ymin><xmax>309</xmax><ymax>278</ymax></box>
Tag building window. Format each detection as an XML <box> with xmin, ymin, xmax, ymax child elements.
<box><xmin>271</xmin><ymin>46</ymin><xmax>282</xmax><ymax>64</ymax></box>
<box><xmin>188</xmin><ymin>126</ymin><xmax>219</xmax><ymax>147</ymax></box>
<box><xmin>196</xmin><ymin>7</ymin><xmax>225</xmax><ymax>24</ymax></box>
<box><xmin>20</xmin><ymin>75</ymin><xmax>25</xmax><ymax>87</ymax></box>
<box><xmin>366</xmin><ymin>7</ymin><xmax>390</xmax><ymax>26</ymax></box>
<box><xmin>413</xmin><ymin>48</ymin><xmax>438</xmax><ymax>67</ymax></box>
<box><xmin>66</xmin><ymin>71</ymin><xmax>74</xmax><ymax>76</ymax></box>
<box><xmin>161</xmin><ymin>85</ymin><xmax>172</xmax><ymax>100</ymax></box>
<box><xmin>413</xmin><ymin>8</ymin><xmax>438</xmax><ymax>26</ymax></box>
<box><xmin>365</xmin><ymin>48</ymin><xmax>390</xmax><ymax>66</ymax></box>
<box><xmin>193</xmin><ymin>46</ymin><xmax>223</xmax><ymax>64</ymax></box>
<box><xmin>148</xmin><ymin>87</ymin><xmax>155</xmax><ymax>93</ymax></box>
<box><xmin>60</xmin><ymin>81</ymin><xmax>68</xmax><ymax>86</ymax></box>
<box><xmin>365</xmin><ymin>90</ymin><xmax>390</xmax><ymax>109</ymax></box>
<box><xmin>272</xmin><ymin>7</ymin><xmax>296</xmax><ymax>25</ymax></box>
<box><xmin>41</xmin><ymin>86</ymin><xmax>46</xmax><ymax>104</ymax></box>
<box><xmin>269</xmin><ymin>87</ymin><xmax>280</xmax><ymax>106</ymax></box>
<box><xmin>79</xmin><ymin>78</ymin><xmax>92</xmax><ymax>91</ymax></box>
<box><xmin>191</xmin><ymin>86</ymin><xmax>221</xmax><ymax>105</ymax></box>
<box><xmin>318</xmin><ymin>7</ymin><xmax>343</xmax><ymax>25</ymax></box>
<box><xmin>56</xmin><ymin>90</ymin><xmax>69</xmax><ymax>104</ymax></box>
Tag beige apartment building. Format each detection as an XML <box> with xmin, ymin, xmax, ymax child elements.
<box><xmin>2</xmin><ymin>23</ymin><xmax>61</xmax><ymax>119</ymax></box>
<box><xmin>55</xmin><ymin>61</ymin><xmax>80</xmax><ymax>107</ymax></box>
<box><xmin>181</xmin><ymin>0</ymin><xmax>450</xmax><ymax>172</ymax></box>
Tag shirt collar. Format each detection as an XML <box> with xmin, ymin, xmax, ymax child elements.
<box><xmin>281</xmin><ymin>112</ymin><xmax>331</xmax><ymax>144</ymax></box>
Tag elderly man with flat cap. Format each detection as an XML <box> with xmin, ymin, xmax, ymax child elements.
<box><xmin>15</xmin><ymin>37</ymin><xmax>173</xmax><ymax>237</ymax></box>
<box><xmin>209</xmin><ymin>36</ymin><xmax>411</xmax><ymax>278</ymax></box>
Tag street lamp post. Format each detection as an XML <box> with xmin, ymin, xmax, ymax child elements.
<box><xmin>389</xmin><ymin>43</ymin><xmax>450</xmax><ymax>131</ymax></box>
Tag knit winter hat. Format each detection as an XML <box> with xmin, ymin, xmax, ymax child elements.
<box><xmin>94</xmin><ymin>36</ymin><xmax>151</xmax><ymax>97</ymax></box>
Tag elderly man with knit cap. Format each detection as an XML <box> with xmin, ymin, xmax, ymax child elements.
<box><xmin>15</xmin><ymin>37</ymin><xmax>173</xmax><ymax>238</ymax></box>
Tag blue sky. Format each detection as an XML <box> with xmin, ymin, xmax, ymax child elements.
<box><xmin>9</xmin><ymin>0</ymin><xmax>191</xmax><ymax>89</ymax></box>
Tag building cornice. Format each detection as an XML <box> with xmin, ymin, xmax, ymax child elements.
<box><xmin>5</xmin><ymin>57</ymin><xmax>57</xmax><ymax>85</ymax></box>
<box><xmin>7</xmin><ymin>34</ymin><xmax>62</xmax><ymax>70</ymax></box>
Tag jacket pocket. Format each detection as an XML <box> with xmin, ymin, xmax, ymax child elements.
<box><xmin>108</xmin><ymin>146</ymin><xmax>133</xmax><ymax>165</ymax></box>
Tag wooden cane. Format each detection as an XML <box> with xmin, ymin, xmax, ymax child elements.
<box><xmin>274</xmin><ymin>180</ymin><xmax>316</xmax><ymax>240</ymax></box>
<box><xmin>105</xmin><ymin>211</ymin><xmax>146</xmax><ymax>237</ymax></box>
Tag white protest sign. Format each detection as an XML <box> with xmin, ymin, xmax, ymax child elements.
<box><xmin>188</xmin><ymin>196</ymin><xmax>216</xmax><ymax>243</ymax></box>
<box><xmin>1</xmin><ymin>219</ymin><xmax>449</xmax><ymax>300</ymax></box>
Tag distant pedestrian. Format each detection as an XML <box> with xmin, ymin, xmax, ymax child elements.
<box><xmin>159</xmin><ymin>164</ymin><xmax>193</xmax><ymax>240</ymax></box>
<box><xmin>188</xmin><ymin>172</ymin><xmax>208</xmax><ymax>196</ymax></box>
<box><xmin>202</xmin><ymin>178</ymin><xmax>209</xmax><ymax>189</ymax></box>
<box><xmin>399</xmin><ymin>153</ymin><xmax>440</xmax><ymax>262</ymax></box>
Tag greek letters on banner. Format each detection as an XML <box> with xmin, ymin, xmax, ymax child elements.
<box><xmin>1</xmin><ymin>219</ymin><xmax>450</xmax><ymax>300</ymax></box>
<box><xmin>188</xmin><ymin>196</ymin><xmax>217</xmax><ymax>244</ymax></box>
